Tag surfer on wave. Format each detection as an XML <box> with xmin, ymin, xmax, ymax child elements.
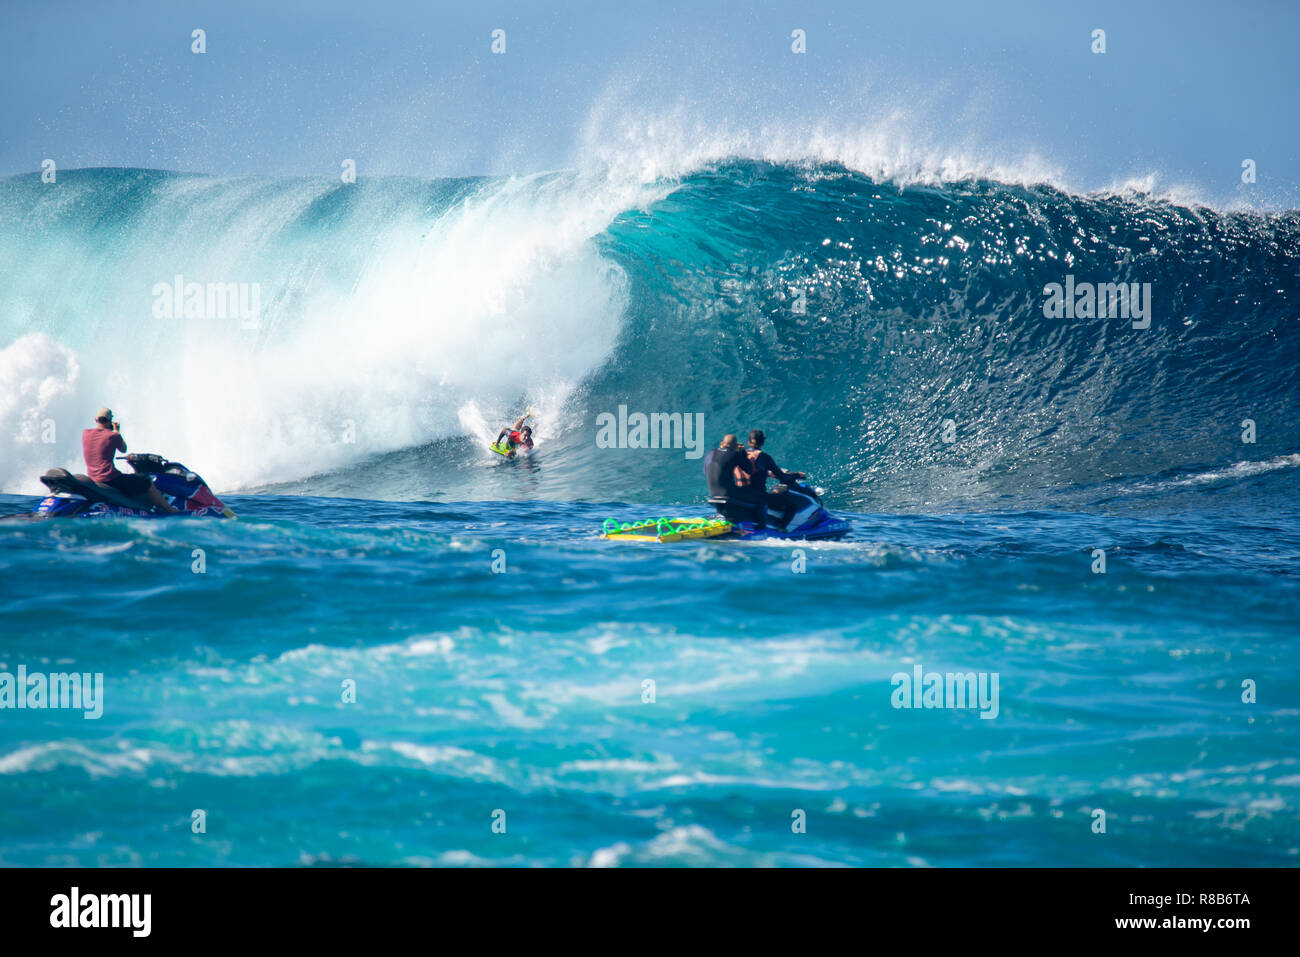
<box><xmin>493</xmin><ymin>409</ymin><xmax>534</xmax><ymax>457</ymax></box>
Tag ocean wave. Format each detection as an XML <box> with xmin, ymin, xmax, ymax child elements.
<box><xmin>2</xmin><ymin>163</ymin><xmax>1296</xmax><ymax>509</ymax></box>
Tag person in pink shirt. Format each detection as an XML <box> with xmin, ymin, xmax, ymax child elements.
<box><xmin>82</xmin><ymin>408</ymin><xmax>178</xmax><ymax>513</ymax></box>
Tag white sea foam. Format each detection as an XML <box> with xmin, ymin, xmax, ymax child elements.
<box><xmin>0</xmin><ymin>171</ymin><xmax>662</xmax><ymax>493</ymax></box>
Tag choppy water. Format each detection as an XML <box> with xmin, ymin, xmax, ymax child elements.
<box><xmin>1</xmin><ymin>162</ymin><xmax>1297</xmax><ymax>865</ymax></box>
<box><xmin>1</xmin><ymin>467</ymin><xmax>1297</xmax><ymax>866</ymax></box>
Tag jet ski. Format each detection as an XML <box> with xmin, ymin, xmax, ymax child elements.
<box><xmin>30</xmin><ymin>453</ymin><xmax>235</xmax><ymax>519</ymax></box>
<box><xmin>707</xmin><ymin>480</ymin><xmax>851</xmax><ymax>541</ymax></box>
<box><xmin>601</xmin><ymin>481</ymin><xmax>850</xmax><ymax>544</ymax></box>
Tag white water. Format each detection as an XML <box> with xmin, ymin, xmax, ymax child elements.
<box><xmin>0</xmin><ymin>171</ymin><xmax>663</xmax><ymax>493</ymax></box>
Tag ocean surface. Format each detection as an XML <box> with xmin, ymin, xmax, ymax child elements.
<box><xmin>1</xmin><ymin>162</ymin><xmax>1297</xmax><ymax>866</ymax></box>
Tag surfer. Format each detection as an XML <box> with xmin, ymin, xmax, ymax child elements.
<box><xmin>82</xmin><ymin>408</ymin><xmax>178</xmax><ymax>513</ymax></box>
<box><xmin>493</xmin><ymin>409</ymin><xmax>534</xmax><ymax>456</ymax></box>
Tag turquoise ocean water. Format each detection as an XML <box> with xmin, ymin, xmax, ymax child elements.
<box><xmin>1</xmin><ymin>163</ymin><xmax>1297</xmax><ymax>865</ymax></box>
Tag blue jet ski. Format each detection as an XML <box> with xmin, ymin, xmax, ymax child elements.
<box><xmin>29</xmin><ymin>453</ymin><xmax>235</xmax><ymax>519</ymax></box>
<box><xmin>708</xmin><ymin>480</ymin><xmax>851</xmax><ymax>541</ymax></box>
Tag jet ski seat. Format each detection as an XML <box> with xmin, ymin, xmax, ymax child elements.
<box><xmin>707</xmin><ymin>495</ymin><xmax>766</xmax><ymax>525</ymax></box>
<box><xmin>40</xmin><ymin>468</ymin><xmax>154</xmax><ymax>510</ymax></box>
<box><xmin>709</xmin><ymin>490</ymin><xmax>821</xmax><ymax>530</ymax></box>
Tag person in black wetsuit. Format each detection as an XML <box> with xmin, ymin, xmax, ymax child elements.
<box><xmin>745</xmin><ymin>429</ymin><xmax>807</xmax><ymax>529</ymax></box>
<box><xmin>703</xmin><ymin>434</ymin><xmax>761</xmax><ymax>524</ymax></box>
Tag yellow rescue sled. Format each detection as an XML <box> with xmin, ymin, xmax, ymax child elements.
<box><xmin>600</xmin><ymin>517</ymin><xmax>734</xmax><ymax>543</ymax></box>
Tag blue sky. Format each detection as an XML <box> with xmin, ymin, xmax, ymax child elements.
<box><xmin>3</xmin><ymin>0</ymin><xmax>1297</xmax><ymax>204</ymax></box>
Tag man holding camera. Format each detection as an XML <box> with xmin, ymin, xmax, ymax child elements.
<box><xmin>82</xmin><ymin>408</ymin><xmax>178</xmax><ymax>513</ymax></box>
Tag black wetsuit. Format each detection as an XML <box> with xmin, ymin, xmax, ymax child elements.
<box><xmin>748</xmin><ymin>450</ymin><xmax>797</xmax><ymax>488</ymax></box>
<box><xmin>703</xmin><ymin>447</ymin><xmax>760</xmax><ymax>522</ymax></box>
<box><xmin>747</xmin><ymin>448</ymin><xmax>801</xmax><ymax>528</ymax></box>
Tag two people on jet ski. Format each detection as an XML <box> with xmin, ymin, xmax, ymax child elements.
<box><xmin>703</xmin><ymin>430</ymin><xmax>810</xmax><ymax>530</ymax></box>
<box><xmin>82</xmin><ymin>408</ymin><xmax>178</xmax><ymax>513</ymax></box>
<box><xmin>496</xmin><ymin>409</ymin><xmax>534</xmax><ymax>454</ymax></box>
